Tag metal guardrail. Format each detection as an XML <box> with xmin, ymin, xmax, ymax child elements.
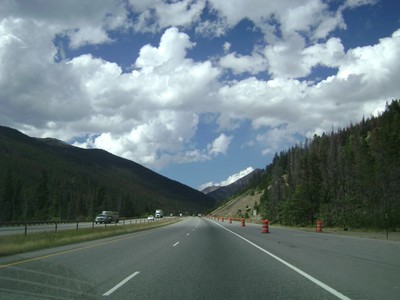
<box><xmin>0</xmin><ymin>217</ymin><xmax>161</xmax><ymax>236</ymax></box>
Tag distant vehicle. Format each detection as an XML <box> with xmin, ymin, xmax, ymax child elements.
<box><xmin>95</xmin><ymin>214</ymin><xmax>107</xmax><ymax>224</ymax></box>
<box><xmin>155</xmin><ymin>209</ymin><xmax>163</xmax><ymax>218</ymax></box>
<box><xmin>95</xmin><ymin>211</ymin><xmax>119</xmax><ymax>224</ymax></box>
<box><xmin>148</xmin><ymin>215</ymin><xmax>155</xmax><ymax>221</ymax></box>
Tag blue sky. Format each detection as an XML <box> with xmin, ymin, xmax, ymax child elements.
<box><xmin>1</xmin><ymin>0</ymin><xmax>400</xmax><ymax>190</ymax></box>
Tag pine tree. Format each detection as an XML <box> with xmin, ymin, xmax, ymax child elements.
<box><xmin>35</xmin><ymin>170</ymin><xmax>50</xmax><ymax>220</ymax></box>
<box><xmin>0</xmin><ymin>169</ymin><xmax>13</xmax><ymax>221</ymax></box>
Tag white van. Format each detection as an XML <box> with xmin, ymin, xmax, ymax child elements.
<box><xmin>95</xmin><ymin>211</ymin><xmax>119</xmax><ymax>223</ymax></box>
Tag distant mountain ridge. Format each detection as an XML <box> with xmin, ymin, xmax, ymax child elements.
<box><xmin>202</xmin><ymin>169</ymin><xmax>263</xmax><ymax>203</ymax></box>
<box><xmin>201</xmin><ymin>185</ymin><xmax>220</xmax><ymax>194</ymax></box>
<box><xmin>0</xmin><ymin>126</ymin><xmax>215</xmax><ymax>221</ymax></box>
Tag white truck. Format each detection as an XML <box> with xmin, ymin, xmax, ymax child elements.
<box><xmin>95</xmin><ymin>211</ymin><xmax>119</xmax><ymax>224</ymax></box>
<box><xmin>155</xmin><ymin>209</ymin><xmax>163</xmax><ymax>218</ymax></box>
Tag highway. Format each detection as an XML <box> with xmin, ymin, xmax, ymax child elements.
<box><xmin>0</xmin><ymin>218</ymin><xmax>158</xmax><ymax>236</ymax></box>
<box><xmin>0</xmin><ymin>217</ymin><xmax>399</xmax><ymax>299</ymax></box>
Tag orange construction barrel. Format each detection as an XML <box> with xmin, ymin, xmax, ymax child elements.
<box><xmin>316</xmin><ymin>220</ymin><xmax>323</xmax><ymax>232</ymax></box>
<box><xmin>262</xmin><ymin>219</ymin><xmax>269</xmax><ymax>233</ymax></box>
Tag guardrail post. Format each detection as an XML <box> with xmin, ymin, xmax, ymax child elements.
<box><xmin>24</xmin><ymin>222</ymin><xmax>27</xmax><ymax>235</ymax></box>
<box><xmin>385</xmin><ymin>213</ymin><xmax>389</xmax><ymax>240</ymax></box>
<box><xmin>76</xmin><ymin>221</ymin><xmax>79</xmax><ymax>230</ymax></box>
<box><xmin>55</xmin><ymin>222</ymin><xmax>58</xmax><ymax>233</ymax></box>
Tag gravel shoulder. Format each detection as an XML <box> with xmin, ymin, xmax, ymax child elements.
<box><xmin>211</xmin><ymin>190</ymin><xmax>399</xmax><ymax>242</ymax></box>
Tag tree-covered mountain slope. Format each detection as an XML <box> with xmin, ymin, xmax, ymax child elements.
<box><xmin>258</xmin><ymin>100</ymin><xmax>400</xmax><ymax>229</ymax></box>
<box><xmin>0</xmin><ymin>126</ymin><xmax>215</xmax><ymax>221</ymax></box>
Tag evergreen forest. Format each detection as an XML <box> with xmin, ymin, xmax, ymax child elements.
<box><xmin>0</xmin><ymin>127</ymin><xmax>214</xmax><ymax>222</ymax></box>
<box><xmin>257</xmin><ymin>100</ymin><xmax>400</xmax><ymax>229</ymax></box>
<box><xmin>1</xmin><ymin>100</ymin><xmax>399</xmax><ymax>230</ymax></box>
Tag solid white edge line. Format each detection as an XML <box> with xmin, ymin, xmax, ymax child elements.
<box><xmin>173</xmin><ymin>241</ymin><xmax>180</xmax><ymax>247</ymax></box>
<box><xmin>211</xmin><ymin>220</ymin><xmax>351</xmax><ymax>300</ymax></box>
<box><xmin>103</xmin><ymin>271</ymin><xmax>140</xmax><ymax>296</ymax></box>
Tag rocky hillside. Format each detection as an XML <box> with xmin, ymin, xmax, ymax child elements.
<box><xmin>211</xmin><ymin>190</ymin><xmax>263</xmax><ymax>223</ymax></box>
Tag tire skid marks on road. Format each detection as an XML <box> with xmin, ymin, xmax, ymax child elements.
<box><xmin>0</xmin><ymin>262</ymin><xmax>96</xmax><ymax>299</ymax></box>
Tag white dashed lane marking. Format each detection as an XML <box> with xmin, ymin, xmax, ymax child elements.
<box><xmin>103</xmin><ymin>271</ymin><xmax>140</xmax><ymax>296</ymax></box>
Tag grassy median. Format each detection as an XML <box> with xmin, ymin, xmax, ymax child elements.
<box><xmin>0</xmin><ymin>218</ymin><xmax>181</xmax><ymax>257</ymax></box>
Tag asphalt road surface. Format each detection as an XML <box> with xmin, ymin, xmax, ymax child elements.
<box><xmin>0</xmin><ymin>217</ymin><xmax>399</xmax><ymax>299</ymax></box>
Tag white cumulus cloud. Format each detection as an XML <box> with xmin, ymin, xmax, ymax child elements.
<box><xmin>0</xmin><ymin>0</ymin><xmax>398</xmax><ymax>183</ymax></box>
<box><xmin>207</xmin><ymin>133</ymin><xmax>233</xmax><ymax>156</ymax></box>
<box><xmin>199</xmin><ymin>166</ymin><xmax>255</xmax><ymax>190</ymax></box>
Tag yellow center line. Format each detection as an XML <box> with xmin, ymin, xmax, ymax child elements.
<box><xmin>0</xmin><ymin>232</ymin><xmax>146</xmax><ymax>269</ymax></box>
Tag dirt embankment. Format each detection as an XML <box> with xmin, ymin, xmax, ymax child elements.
<box><xmin>211</xmin><ymin>190</ymin><xmax>263</xmax><ymax>223</ymax></box>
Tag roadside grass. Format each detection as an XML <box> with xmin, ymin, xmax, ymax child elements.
<box><xmin>0</xmin><ymin>218</ymin><xmax>181</xmax><ymax>257</ymax></box>
<box><xmin>320</xmin><ymin>226</ymin><xmax>400</xmax><ymax>241</ymax></box>
<box><xmin>268</xmin><ymin>223</ymin><xmax>400</xmax><ymax>241</ymax></box>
